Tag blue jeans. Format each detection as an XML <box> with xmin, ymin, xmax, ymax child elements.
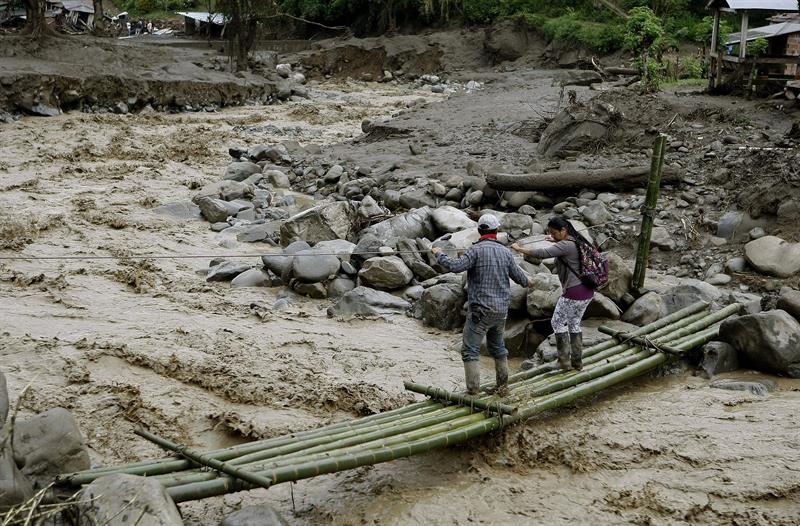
<box><xmin>462</xmin><ymin>307</ymin><xmax>508</xmax><ymax>362</ymax></box>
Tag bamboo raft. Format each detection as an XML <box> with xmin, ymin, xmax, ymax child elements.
<box><xmin>56</xmin><ymin>301</ymin><xmax>741</xmax><ymax>503</ymax></box>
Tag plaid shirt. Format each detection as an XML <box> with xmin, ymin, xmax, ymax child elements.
<box><xmin>436</xmin><ymin>238</ymin><xmax>529</xmax><ymax>313</ymax></box>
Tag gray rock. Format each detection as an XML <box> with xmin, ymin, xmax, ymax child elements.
<box><xmin>526</xmin><ymin>273</ymin><xmax>562</xmax><ymax>317</ymax></box>
<box><xmin>327</xmin><ymin>286</ymin><xmax>411</xmax><ymax>318</ymax></box>
<box><xmin>341</xmin><ymin>261</ymin><xmax>358</xmax><ymax>275</ymax></box>
<box><xmin>327</xmin><ymin>277</ymin><xmax>356</xmax><ymax>298</ymax></box>
<box><xmin>224</xmin><ymin>161</ymin><xmax>263</xmax><ymax>182</ymax></box>
<box><xmin>150</xmin><ymin>201</ymin><xmax>202</xmax><ymax>220</ymax></box>
<box><xmin>264</xmin><ymin>169</ymin><xmax>291</xmax><ymax>189</ymax></box>
<box><xmin>13</xmin><ymin>408</ymin><xmax>90</xmax><ymax>487</ymax></box>
<box><xmin>581</xmin><ymin>201</ymin><xmax>612</xmax><ymax>226</ymax></box>
<box><xmin>231</xmin><ymin>268</ymin><xmax>271</xmax><ymax>288</ymax></box>
<box><xmin>399</xmin><ymin>188</ymin><xmax>437</xmax><ymax>209</ymax></box>
<box><xmin>661</xmin><ymin>279</ymin><xmax>723</xmax><ymax>314</ymax></box>
<box><xmin>535</xmin><ymin>320</ymin><xmax>639</xmax><ymax>363</ymax></box>
<box><xmin>602</xmin><ymin>253</ymin><xmax>631</xmax><ymax>303</ymax></box>
<box><xmin>193</xmin><ymin>180</ymin><xmax>253</xmax><ymax>203</ymax></box>
<box><xmin>292</xmin><ymin>281</ymin><xmax>327</xmax><ymax>299</ymax></box>
<box><xmin>777</xmin><ymin>287</ymin><xmax>800</xmax><ymax>321</ymax></box>
<box><xmin>749</xmin><ymin>227</ymin><xmax>766</xmax><ymax>240</ymax></box>
<box><xmin>207</xmin><ymin>260</ymin><xmax>252</xmax><ymax>282</ymax></box>
<box><xmin>236</xmin><ymin>222</ymin><xmax>280</xmax><ymax>243</ymax></box>
<box><xmin>403</xmin><ymin>284</ymin><xmax>425</xmax><ymax>301</ymax></box>
<box><xmin>505</xmin><ymin>191</ymin><xmax>535</xmax><ymax>208</ymax></box>
<box><xmin>248</xmin><ymin>144</ymin><xmax>290</xmax><ymax>163</ymax></box>
<box><xmin>777</xmin><ymin>199</ymin><xmax>799</xmax><ymax>221</ymax></box>
<box><xmin>324</xmin><ymin>164</ymin><xmax>344</xmax><ymax>183</ymax></box>
<box><xmin>221</xmin><ymin>504</ymin><xmax>289</xmax><ymax>526</ymax></box>
<box><xmin>697</xmin><ymin>341</ymin><xmax>739</xmax><ymax>379</ymax></box>
<box><xmin>538</xmin><ymin>100</ymin><xmax>620</xmax><ymax>158</ymax></box>
<box><xmin>431</xmin><ymin>206</ymin><xmax>476</xmax><ymax>234</ymax></box>
<box><xmin>719</xmin><ymin>310</ymin><xmax>800</xmax><ymax>378</ymax></box>
<box><xmin>358</xmin><ymin>256</ymin><xmax>413</xmax><ymax>290</ymax></box>
<box><xmin>744</xmin><ymin>236</ymin><xmax>800</xmax><ymax>278</ymax></box>
<box><xmin>650</xmin><ymin>226</ymin><xmax>676</xmax><ymax>250</ymax></box>
<box><xmin>710</xmin><ymin>378</ymin><xmax>776</xmax><ymax>396</ymax></box>
<box><xmin>716</xmin><ymin>211</ymin><xmax>766</xmax><ymax>241</ymax></box>
<box><xmin>362</xmin><ymin>207</ymin><xmax>435</xmax><ymax>244</ymax></box>
<box><xmin>414</xmin><ymin>283</ymin><xmax>465</xmax><ymax>330</ymax></box>
<box><xmin>561</xmin><ymin>69</ymin><xmax>603</xmax><ymax>87</ymax></box>
<box><xmin>706</xmin><ymin>273</ymin><xmax>732</xmax><ymax>286</ymax></box>
<box><xmin>280</xmin><ymin>201</ymin><xmax>358</xmax><ymax>246</ymax></box>
<box><xmin>725</xmin><ymin>257</ymin><xmax>747</xmax><ymax>273</ymax></box>
<box><xmin>261</xmin><ymin>241</ymin><xmax>310</xmax><ymax>276</ymax></box>
<box><xmin>499</xmin><ymin>213</ymin><xmax>535</xmax><ymax>237</ymax></box>
<box><xmin>621</xmin><ymin>292</ymin><xmax>667</xmax><ymax>326</ymax></box>
<box><xmin>352</xmin><ymin>234</ymin><xmax>384</xmax><ymax>264</ymax></box>
<box><xmin>0</xmin><ymin>448</ymin><xmax>34</xmax><ymax>510</ymax></box>
<box><xmin>197</xmin><ymin>197</ymin><xmax>249</xmax><ymax>223</ymax></box>
<box><xmin>292</xmin><ymin>250</ymin><xmax>340</xmax><ymax>282</ymax></box>
<box><xmin>358</xmin><ymin>195</ymin><xmax>385</xmax><ymax>220</ymax></box>
<box><xmin>498</xmin><ymin>319</ymin><xmax>546</xmax><ymax>359</ymax></box>
<box><xmin>81</xmin><ymin>474</ymin><xmax>183</xmax><ymax>525</ymax></box>
<box><xmin>585</xmin><ymin>292</ymin><xmax>621</xmax><ymax>319</ymax></box>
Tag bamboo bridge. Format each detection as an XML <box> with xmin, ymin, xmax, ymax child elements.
<box><xmin>56</xmin><ymin>301</ymin><xmax>741</xmax><ymax>503</ymax></box>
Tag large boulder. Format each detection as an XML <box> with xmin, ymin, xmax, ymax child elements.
<box><xmin>280</xmin><ymin>201</ymin><xmax>358</xmax><ymax>246</ymax></box>
<box><xmin>81</xmin><ymin>474</ymin><xmax>183</xmax><ymax>526</ymax></box>
<box><xmin>601</xmin><ymin>253</ymin><xmax>632</xmax><ymax>303</ymax></box>
<box><xmin>396</xmin><ymin>238</ymin><xmax>437</xmax><ymax>280</ymax></box>
<box><xmin>12</xmin><ymin>408</ymin><xmax>90</xmax><ymax>487</ymax></box>
<box><xmin>777</xmin><ymin>287</ymin><xmax>800</xmax><ymax>321</ymax></box>
<box><xmin>224</xmin><ymin>161</ymin><xmax>262</xmax><ymax>182</ymax></box>
<box><xmin>358</xmin><ymin>256</ymin><xmax>413</xmax><ymax>290</ymax></box>
<box><xmin>327</xmin><ymin>287</ymin><xmax>411</xmax><ymax>318</ymax></box>
<box><xmin>0</xmin><ymin>448</ymin><xmax>34</xmax><ymax>510</ymax></box>
<box><xmin>485</xmin><ymin>319</ymin><xmax>546</xmax><ymax>359</ymax></box>
<box><xmin>361</xmin><ymin>207</ymin><xmax>435</xmax><ymax>244</ymax></box>
<box><xmin>585</xmin><ymin>292</ymin><xmax>621</xmax><ymax>320</ymax></box>
<box><xmin>197</xmin><ymin>197</ymin><xmax>249</xmax><ymax>223</ymax></box>
<box><xmin>526</xmin><ymin>273</ymin><xmax>562</xmax><ymax>317</ymax></box>
<box><xmin>327</xmin><ymin>277</ymin><xmax>356</xmax><ymax>298</ymax></box>
<box><xmin>537</xmin><ymin>101</ymin><xmax>621</xmax><ymax>158</ymax></box>
<box><xmin>414</xmin><ymin>283</ymin><xmax>465</xmax><ymax>330</ymax></box>
<box><xmin>261</xmin><ymin>241</ymin><xmax>310</xmax><ymax>277</ymax></box>
<box><xmin>206</xmin><ymin>260</ymin><xmax>252</xmax><ymax>282</ymax></box>
<box><xmin>621</xmin><ymin>292</ymin><xmax>667</xmax><ymax>326</ymax></box>
<box><xmin>291</xmin><ymin>250</ymin><xmax>341</xmax><ymax>283</ymax></box>
<box><xmin>744</xmin><ymin>236</ymin><xmax>800</xmax><ymax>278</ymax></box>
<box><xmin>697</xmin><ymin>341</ymin><xmax>740</xmax><ymax>379</ymax></box>
<box><xmin>231</xmin><ymin>268</ymin><xmax>272</xmax><ymax>288</ymax></box>
<box><xmin>192</xmin><ymin>180</ymin><xmax>253</xmax><ymax>203</ymax></box>
<box><xmin>719</xmin><ymin>310</ymin><xmax>800</xmax><ymax>378</ymax></box>
<box><xmin>221</xmin><ymin>505</ymin><xmax>289</xmax><ymax>526</ymax></box>
<box><xmin>431</xmin><ymin>206</ymin><xmax>476</xmax><ymax>234</ymax></box>
<box><xmin>660</xmin><ymin>279</ymin><xmax>723</xmax><ymax>314</ymax></box>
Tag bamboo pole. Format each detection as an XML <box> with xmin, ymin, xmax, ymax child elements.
<box><xmin>596</xmin><ymin>327</ymin><xmax>685</xmax><ymax>355</ymax></box>
<box><xmin>404</xmin><ymin>382</ymin><xmax>518</xmax><ymax>415</ymax></box>
<box><xmin>164</xmin><ymin>305</ymin><xmax>740</xmax><ymax>502</ymax></box>
<box><xmin>134</xmin><ymin>429</ymin><xmax>274</xmax><ymax>490</ymax></box>
<box><xmin>632</xmin><ymin>134</ymin><xmax>667</xmax><ymax>291</ymax></box>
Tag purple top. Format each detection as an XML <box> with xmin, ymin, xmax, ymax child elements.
<box><xmin>564</xmin><ymin>283</ymin><xmax>594</xmax><ymax>301</ymax></box>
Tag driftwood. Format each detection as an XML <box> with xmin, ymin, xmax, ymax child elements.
<box><xmin>486</xmin><ymin>165</ymin><xmax>679</xmax><ymax>191</ymax></box>
<box><xmin>605</xmin><ymin>66</ymin><xmax>639</xmax><ymax>76</ymax></box>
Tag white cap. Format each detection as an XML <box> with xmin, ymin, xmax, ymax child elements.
<box><xmin>478</xmin><ymin>214</ymin><xmax>500</xmax><ymax>231</ymax></box>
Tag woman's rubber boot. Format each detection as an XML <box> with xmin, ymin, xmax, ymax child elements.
<box><xmin>491</xmin><ymin>356</ymin><xmax>509</xmax><ymax>397</ymax></box>
<box><xmin>570</xmin><ymin>332</ymin><xmax>583</xmax><ymax>371</ymax></box>
<box><xmin>464</xmin><ymin>361</ymin><xmax>481</xmax><ymax>396</ymax></box>
<box><xmin>556</xmin><ymin>332</ymin><xmax>572</xmax><ymax>370</ymax></box>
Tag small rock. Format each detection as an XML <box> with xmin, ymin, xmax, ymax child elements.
<box><xmin>698</xmin><ymin>341</ymin><xmax>739</xmax><ymax>379</ymax></box>
<box><xmin>224</xmin><ymin>161</ymin><xmax>262</xmax><ymax>182</ymax></box>
<box><xmin>706</xmin><ymin>273</ymin><xmax>732</xmax><ymax>286</ymax></box>
<box><xmin>81</xmin><ymin>474</ymin><xmax>183</xmax><ymax>525</ymax></box>
<box><xmin>324</xmin><ymin>165</ymin><xmax>344</xmax><ymax>184</ymax></box>
<box><xmin>327</xmin><ymin>286</ymin><xmax>410</xmax><ymax>318</ymax></box>
<box><xmin>264</xmin><ymin>169</ymin><xmax>290</xmax><ymax>189</ymax></box>
<box><xmin>276</xmin><ymin>63</ymin><xmax>292</xmax><ymax>78</ymax></box>
<box><xmin>725</xmin><ymin>257</ymin><xmax>747</xmax><ymax>273</ymax></box>
<box><xmin>650</xmin><ymin>226</ymin><xmax>676</xmax><ymax>250</ymax></box>
<box><xmin>749</xmin><ymin>227</ymin><xmax>766</xmax><ymax>240</ymax></box>
<box><xmin>581</xmin><ymin>201</ymin><xmax>612</xmax><ymax>226</ymax></box>
<box><xmin>327</xmin><ymin>277</ymin><xmax>356</xmax><ymax>298</ymax></box>
<box><xmin>292</xmin><ymin>280</ymin><xmax>327</xmax><ymax>299</ymax></box>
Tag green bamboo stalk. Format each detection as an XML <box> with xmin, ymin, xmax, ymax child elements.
<box><xmin>165</xmin><ymin>317</ymin><xmax>725</xmax><ymax>504</ymax></box>
<box><xmin>632</xmin><ymin>134</ymin><xmax>666</xmax><ymax>290</ymax></box>
<box><xmin>597</xmin><ymin>327</ymin><xmax>686</xmax><ymax>355</ymax></box>
<box><xmin>404</xmin><ymin>382</ymin><xmax>518</xmax><ymax>415</ymax></box>
<box><xmin>134</xmin><ymin>429</ymin><xmax>274</xmax><ymax>490</ymax></box>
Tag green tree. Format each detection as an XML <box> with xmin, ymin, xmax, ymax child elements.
<box><xmin>624</xmin><ymin>6</ymin><xmax>663</xmax><ymax>93</ymax></box>
<box><xmin>217</xmin><ymin>0</ymin><xmax>277</xmax><ymax>71</ymax></box>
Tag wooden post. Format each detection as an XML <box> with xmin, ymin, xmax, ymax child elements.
<box><xmin>632</xmin><ymin>135</ymin><xmax>666</xmax><ymax>292</ymax></box>
<box><xmin>739</xmin><ymin>11</ymin><xmax>749</xmax><ymax>59</ymax></box>
<box><xmin>708</xmin><ymin>9</ymin><xmax>720</xmax><ymax>90</ymax></box>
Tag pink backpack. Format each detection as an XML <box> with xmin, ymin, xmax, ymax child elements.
<box><xmin>566</xmin><ymin>238</ymin><xmax>609</xmax><ymax>290</ymax></box>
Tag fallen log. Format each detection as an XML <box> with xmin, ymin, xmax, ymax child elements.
<box><xmin>486</xmin><ymin>165</ymin><xmax>679</xmax><ymax>191</ymax></box>
<box><xmin>605</xmin><ymin>66</ymin><xmax>638</xmax><ymax>76</ymax></box>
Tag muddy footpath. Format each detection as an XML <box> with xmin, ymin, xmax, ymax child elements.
<box><xmin>1</xmin><ymin>30</ymin><xmax>800</xmax><ymax>525</ymax></box>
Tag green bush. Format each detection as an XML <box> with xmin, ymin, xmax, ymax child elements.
<box><xmin>679</xmin><ymin>55</ymin><xmax>704</xmax><ymax>78</ymax></box>
<box><xmin>463</xmin><ymin>0</ymin><xmax>498</xmax><ymax>24</ymax></box>
<box><xmin>136</xmin><ymin>0</ymin><xmax>160</xmax><ymax>13</ymax></box>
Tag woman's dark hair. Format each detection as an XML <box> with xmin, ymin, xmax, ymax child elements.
<box><xmin>547</xmin><ymin>216</ymin><xmax>591</xmax><ymax>245</ymax></box>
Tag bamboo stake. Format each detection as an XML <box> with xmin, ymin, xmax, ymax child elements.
<box><xmin>403</xmin><ymin>383</ymin><xmax>518</xmax><ymax>415</ymax></box>
<box><xmin>632</xmin><ymin>134</ymin><xmax>667</xmax><ymax>291</ymax></box>
<box><xmin>134</xmin><ymin>429</ymin><xmax>274</xmax><ymax>491</ymax></box>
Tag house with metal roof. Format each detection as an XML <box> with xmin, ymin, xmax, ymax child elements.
<box><xmin>706</xmin><ymin>0</ymin><xmax>800</xmax><ymax>89</ymax></box>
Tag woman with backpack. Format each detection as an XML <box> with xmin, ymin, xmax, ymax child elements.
<box><xmin>512</xmin><ymin>216</ymin><xmax>607</xmax><ymax>372</ymax></box>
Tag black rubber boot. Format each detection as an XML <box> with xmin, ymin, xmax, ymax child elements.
<box><xmin>492</xmin><ymin>356</ymin><xmax>509</xmax><ymax>397</ymax></box>
<box><xmin>570</xmin><ymin>331</ymin><xmax>583</xmax><ymax>371</ymax></box>
<box><xmin>556</xmin><ymin>332</ymin><xmax>572</xmax><ymax>370</ymax></box>
<box><xmin>464</xmin><ymin>361</ymin><xmax>480</xmax><ymax>395</ymax></box>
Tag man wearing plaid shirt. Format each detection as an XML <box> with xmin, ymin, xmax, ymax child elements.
<box><xmin>432</xmin><ymin>214</ymin><xmax>530</xmax><ymax>396</ymax></box>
